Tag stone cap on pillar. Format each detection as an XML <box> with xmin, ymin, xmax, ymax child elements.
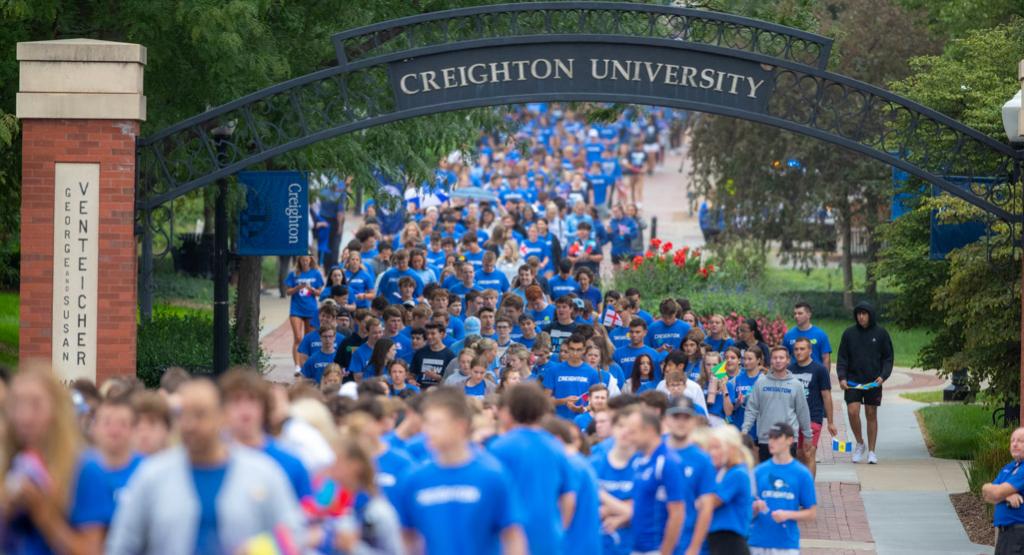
<box><xmin>16</xmin><ymin>38</ymin><xmax>146</xmax><ymax>120</ymax></box>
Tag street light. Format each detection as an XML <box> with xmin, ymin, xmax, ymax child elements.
<box><xmin>1003</xmin><ymin>60</ymin><xmax>1023</xmax><ymax>425</ymax></box>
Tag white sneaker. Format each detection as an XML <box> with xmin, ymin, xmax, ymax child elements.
<box><xmin>868</xmin><ymin>451</ymin><xmax>878</xmax><ymax>464</ymax></box>
<box><xmin>851</xmin><ymin>444</ymin><xmax>866</xmax><ymax>463</ymax></box>
<box><xmin>294</xmin><ymin>365</ymin><xmax>302</xmax><ymax>378</ymax></box>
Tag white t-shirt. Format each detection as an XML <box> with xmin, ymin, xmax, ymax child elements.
<box><xmin>656</xmin><ymin>379</ymin><xmax>708</xmax><ymax>414</ymax></box>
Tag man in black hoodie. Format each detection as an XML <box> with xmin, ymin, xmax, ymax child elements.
<box><xmin>836</xmin><ymin>301</ymin><xmax>894</xmax><ymax>465</ymax></box>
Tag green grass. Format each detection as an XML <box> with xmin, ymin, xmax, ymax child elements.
<box><xmin>816</xmin><ymin>318</ymin><xmax>931</xmax><ymax>369</ymax></box>
<box><xmin>763</xmin><ymin>264</ymin><xmax>898</xmax><ymax>294</ymax></box>
<box><xmin>900</xmin><ymin>390</ymin><xmax>944</xmax><ymax>403</ymax></box>
<box><xmin>917</xmin><ymin>403</ymin><xmax>992</xmax><ymax>459</ymax></box>
<box><xmin>0</xmin><ymin>291</ymin><xmax>17</xmax><ymax>366</ymax></box>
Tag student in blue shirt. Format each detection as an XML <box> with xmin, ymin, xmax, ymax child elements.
<box><xmin>220</xmin><ymin>370</ymin><xmax>313</xmax><ymax>501</ymax></box>
<box><xmin>284</xmin><ymin>255</ymin><xmax>325</xmax><ymax>372</ymax></box>
<box><xmin>521</xmin><ymin>224</ymin><xmax>552</xmax><ymax>274</ymax></box>
<box><xmin>613</xmin><ymin>318</ymin><xmax>664</xmax><ymax>382</ymax></box>
<box><xmin>702</xmin><ymin>313</ymin><xmax>735</xmax><ymax>355</ymax></box>
<box><xmin>749</xmin><ymin>423</ymin><xmax>818</xmax><ymax>553</ymax></box>
<box><xmin>700</xmin><ymin>351</ymin><xmax>737</xmax><ymax>426</ymax></box>
<box><xmin>625</xmin><ymin>408</ymin><xmax>686</xmax><ymax>555</ymax></box>
<box><xmin>476</xmin><ymin>251</ymin><xmax>511</xmax><ymax>295</ymax></box>
<box><xmin>301</xmin><ymin>327</ymin><xmax>340</xmax><ymax>384</ymax></box>
<box><xmin>377</xmin><ymin>250</ymin><xmax>425</xmax><ymax>305</ymax></box>
<box><xmin>542</xmin><ymin>334</ymin><xmax>601</xmax><ymax>420</ymax></box>
<box><xmin>574</xmin><ymin>268</ymin><xmax>602</xmax><ymax>311</ymax></box>
<box><xmin>398</xmin><ymin>388</ymin><xmax>525</xmax><ymax>554</ymax></box>
<box><xmin>343</xmin><ymin>249</ymin><xmax>376</xmax><ymax>309</ymax></box>
<box><xmin>622</xmin><ymin>353</ymin><xmax>659</xmax><ymax>395</ymax></box>
<box><xmin>983</xmin><ymin>428</ymin><xmax>1024</xmax><ymax>554</ymax></box>
<box><xmin>542</xmin><ymin>418</ymin><xmax>602</xmax><ymax>555</ymax></box>
<box><xmin>664</xmin><ymin>397</ymin><xmax>716</xmax><ymax>555</ymax></box>
<box><xmin>548</xmin><ymin>259</ymin><xmax>580</xmax><ymax>300</ymax></box>
<box><xmin>489</xmin><ymin>384</ymin><xmax>577</xmax><ymax>555</ymax></box>
<box><xmin>698</xmin><ymin>425</ymin><xmax>755</xmax><ymax>554</ymax></box>
<box><xmin>782</xmin><ymin>302</ymin><xmax>833</xmax><ymax>368</ymax></box>
<box><xmin>647</xmin><ymin>299</ymin><xmax>693</xmax><ymax>354</ymax></box>
<box><xmin>348</xmin><ymin>319</ymin><xmax>384</xmax><ymax>379</ymax></box>
<box><xmin>297</xmin><ymin>304</ymin><xmax>343</xmax><ymax>366</ymax></box>
<box><xmin>735</xmin><ymin>347</ymin><xmax>766</xmax><ymax>439</ymax></box>
<box><xmin>585</xmin><ymin>162</ymin><xmax>613</xmax><ymax>209</ymax></box>
<box><xmin>591</xmin><ymin>410</ymin><xmax>638</xmax><ymax>555</ymax></box>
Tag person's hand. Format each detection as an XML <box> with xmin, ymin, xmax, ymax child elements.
<box><xmin>1007</xmin><ymin>494</ymin><xmax>1024</xmax><ymax>509</ymax></box>
<box><xmin>752</xmin><ymin>499</ymin><xmax>768</xmax><ymax>513</ymax></box>
<box><xmin>565</xmin><ymin>395</ymin><xmax>580</xmax><ymax>405</ymax></box>
<box><xmin>334</xmin><ymin>529</ymin><xmax>359</xmax><ymax>553</ymax></box>
<box><xmin>708</xmin><ymin>380</ymin><xmax>718</xmax><ymax>393</ymax></box>
<box><xmin>571</xmin><ymin>404</ymin><xmax>587</xmax><ymax>414</ymax></box>
<box><xmin>828</xmin><ymin>422</ymin><xmax>838</xmax><ymax>437</ymax></box>
<box><xmin>803</xmin><ymin>440</ymin><xmax>815</xmax><ymax>454</ymax></box>
<box><xmin>771</xmin><ymin>510</ymin><xmax>791</xmax><ymax>523</ymax></box>
<box><xmin>839</xmin><ymin>380</ymin><xmax>849</xmax><ymax>390</ymax></box>
<box><xmin>873</xmin><ymin>377</ymin><xmax>884</xmax><ymax>385</ymax></box>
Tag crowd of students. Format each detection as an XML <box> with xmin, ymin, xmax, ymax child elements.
<box><xmin>1</xmin><ymin>100</ymin><xmax>961</xmax><ymax>555</ymax></box>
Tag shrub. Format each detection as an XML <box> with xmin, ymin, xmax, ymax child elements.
<box><xmin>0</xmin><ymin>239</ymin><xmax>19</xmax><ymax>290</ymax></box>
<box><xmin>613</xmin><ymin>239</ymin><xmax>718</xmax><ymax>299</ymax></box>
<box><xmin>964</xmin><ymin>425</ymin><xmax>1014</xmax><ymax>495</ymax></box>
<box><xmin>136</xmin><ymin>308</ymin><xmax>265</xmax><ymax>387</ymax></box>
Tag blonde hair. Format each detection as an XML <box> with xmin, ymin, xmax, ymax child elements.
<box><xmin>710</xmin><ymin>425</ymin><xmax>755</xmax><ymax>469</ymax></box>
<box><xmin>2</xmin><ymin>364</ymin><xmax>82</xmax><ymax>510</ymax></box>
<box><xmin>290</xmin><ymin>397</ymin><xmax>339</xmax><ymax>445</ymax></box>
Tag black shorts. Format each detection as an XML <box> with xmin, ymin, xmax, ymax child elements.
<box><xmin>996</xmin><ymin>524</ymin><xmax>1024</xmax><ymax>555</ymax></box>
<box><xmin>707</xmin><ymin>531</ymin><xmax>750</xmax><ymax>555</ymax></box>
<box><xmin>845</xmin><ymin>385</ymin><xmax>883</xmax><ymax>406</ymax></box>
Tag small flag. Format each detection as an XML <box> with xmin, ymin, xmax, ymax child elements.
<box><xmin>832</xmin><ymin>438</ymin><xmax>854</xmax><ymax>452</ymax></box>
<box><xmin>241</xmin><ymin>525</ymin><xmax>299</xmax><ymax>555</ymax></box>
<box><xmin>847</xmin><ymin>381</ymin><xmax>880</xmax><ymax>391</ymax></box>
<box><xmin>575</xmin><ymin>392</ymin><xmax>590</xmax><ymax>408</ymax></box>
<box><xmin>712</xmin><ymin>361</ymin><xmax>727</xmax><ymax>379</ymax></box>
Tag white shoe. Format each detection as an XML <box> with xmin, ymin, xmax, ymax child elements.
<box><xmin>294</xmin><ymin>365</ymin><xmax>302</xmax><ymax>378</ymax></box>
<box><xmin>868</xmin><ymin>451</ymin><xmax>878</xmax><ymax>464</ymax></box>
<box><xmin>851</xmin><ymin>444</ymin><xmax>866</xmax><ymax>463</ymax></box>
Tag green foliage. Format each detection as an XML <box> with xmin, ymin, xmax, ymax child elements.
<box><xmin>917</xmin><ymin>403</ymin><xmax>992</xmax><ymax>459</ymax></box>
<box><xmin>0</xmin><ymin>291</ymin><xmax>18</xmax><ymax>367</ymax></box>
<box><xmin>900</xmin><ymin>389</ymin><xmax>943</xmax><ymax>403</ymax></box>
<box><xmin>964</xmin><ymin>426</ymin><xmax>1014</xmax><ymax>496</ymax></box>
<box><xmin>136</xmin><ymin>308</ymin><xmax>263</xmax><ymax>387</ymax></box>
<box><xmin>898</xmin><ymin>0</ymin><xmax>1024</xmax><ymax>40</ymax></box>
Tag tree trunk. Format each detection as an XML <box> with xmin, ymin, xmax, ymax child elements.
<box><xmin>234</xmin><ymin>255</ymin><xmax>263</xmax><ymax>366</ymax></box>
<box><xmin>838</xmin><ymin>202</ymin><xmax>855</xmax><ymax>310</ymax></box>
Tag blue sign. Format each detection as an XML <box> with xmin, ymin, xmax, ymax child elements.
<box><xmin>238</xmin><ymin>171</ymin><xmax>309</xmax><ymax>256</ymax></box>
<box><xmin>929</xmin><ymin>177</ymin><xmax>989</xmax><ymax>260</ymax></box>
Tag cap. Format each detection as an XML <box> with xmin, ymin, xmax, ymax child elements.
<box><xmin>767</xmin><ymin>422</ymin><xmax>796</xmax><ymax>438</ymax></box>
<box><xmin>403</xmin><ymin>300</ymin><xmax>416</xmax><ymax>310</ymax></box>
<box><xmin>588</xmin><ymin>128</ymin><xmax>599</xmax><ymax>138</ymax></box>
<box><xmin>571</xmin><ymin>297</ymin><xmax>585</xmax><ymax>310</ymax></box>
<box><xmin>463</xmin><ymin>316</ymin><xmax>481</xmax><ymax>336</ymax></box>
<box><xmin>666</xmin><ymin>397</ymin><xmax>699</xmax><ymax>417</ymax></box>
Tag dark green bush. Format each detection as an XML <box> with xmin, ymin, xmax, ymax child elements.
<box><xmin>964</xmin><ymin>425</ymin><xmax>1014</xmax><ymax>496</ymax></box>
<box><xmin>136</xmin><ymin>309</ymin><xmax>264</xmax><ymax>387</ymax></box>
<box><xmin>0</xmin><ymin>239</ymin><xmax>19</xmax><ymax>290</ymax></box>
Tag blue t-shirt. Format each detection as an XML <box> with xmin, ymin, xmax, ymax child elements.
<box><xmin>750</xmin><ymin>459</ymin><xmax>816</xmax><ymax>549</ymax></box>
<box><xmin>298</xmin><ymin>330</ymin><xmax>343</xmax><ymax>358</ymax></box>
<box><xmin>548</xmin><ymin>275</ymin><xmax>580</xmax><ymax>300</ymax></box>
<box><xmin>631</xmin><ymin>443</ymin><xmax>686</xmax><ymax>551</ymax></box>
<box><xmin>300</xmin><ymin>349</ymin><xmax>336</xmax><ymax>384</ymax></box>
<box><xmin>191</xmin><ymin>464</ymin><xmax>228</xmax><ymax>555</ymax></box>
<box><xmin>672</xmin><ymin>444</ymin><xmax>717</xmax><ymax>551</ymax></box>
<box><xmin>397</xmin><ymin>454</ymin><xmax>521</xmax><ymax>555</ymax></box>
<box><xmin>285</xmin><ymin>269</ymin><xmax>324</xmax><ymax>319</ymax></box>
<box><xmin>782</xmin><ymin>326</ymin><xmax>832</xmax><ymax>365</ymax></box>
<box><xmin>709</xmin><ymin>464</ymin><xmax>753</xmax><ymax>536</ymax></box>
<box><xmin>344</xmin><ymin>268</ymin><xmax>375</xmax><ymax>309</ymax></box>
<box><xmin>521</xmin><ymin>239</ymin><xmax>553</xmax><ymax>272</ymax></box>
<box><xmin>573</xmin><ymin>411</ymin><xmax>593</xmax><ymax>432</ymax></box>
<box><xmin>647</xmin><ymin>320</ymin><xmax>692</xmax><ymax>351</ymax></box>
<box><xmin>348</xmin><ymin>342</ymin><xmax>374</xmax><ymax>376</ymax></box>
<box><xmin>264</xmin><ymin>439</ymin><xmax>312</xmax><ymax>500</ymax></box>
<box><xmin>705</xmin><ymin>379</ymin><xmax>737</xmax><ymax>421</ymax></box>
<box><xmin>609</xmin><ymin>326</ymin><xmax>631</xmax><ymax>350</ymax></box>
<box><xmin>465</xmin><ymin>380</ymin><xmax>489</xmax><ymax>399</ymax></box>
<box><xmin>378</xmin><ymin>267</ymin><xmax>424</xmax><ymax>304</ymax></box>
<box><xmin>527</xmin><ymin>304</ymin><xmax>556</xmax><ymax>328</ymax></box>
<box><xmin>77</xmin><ymin>451</ymin><xmax>142</xmax><ymax>527</ymax></box>
<box><xmin>376</xmin><ymin>447</ymin><xmax>415</xmax><ymax>509</ymax></box>
<box><xmin>703</xmin><ymin>336</ymin><xmax>735</xmax><ymax>355</ymax></box>
<box><xmin>577</xmin><ymin>286</ymin><xmax>602</xmax><ymax>312</ymax></box>
<box><xmin>591</xmin><ymin>451</ymin><xmax>636</xmax><ymax>555</ymax></box>
<box><xmin>462</xmin><ymin>249</ymin><xmax>485</xmax><ymax>271</ymax></box>
<box><xmin>446</xmin><ymin>316</ymin><xmax>465</xmax><ymax>340</ymax></box>
<box><xmin>543</xmin><ymin>361</ymin><xmax>601</xmax><ymax>420</ymax></box>
<box><xmin>993</xmin><ymin>460</ymin><xmax>1024</xmax><ymax>526</ymax></box>
<box><xmin>587</xmin><ymin>173</ymin><xmax>613</xmax><ymax>205</ymax></box>
<box><xmin>389</xmin><ymin>333</ymin><xmax>414</xmax><ymax>364</ymax></box>
<box><xmin>475</xmin><ymin>270</ymin><xmax>510</xmax><ymax>294</ymax></box>
<box><xmin>489</xmin><ymin>428</ymin><xmax>576</xmax><ymax>554</ymax></box>
<box><xmin>613</xmin><ymin>344</ymin><xmax>664</xmax><ymax>382</ymax></box>
<box><xmin>731</xmin><ymin>371</ymin><xmax>762</xmax><ymax>432</ymax></box>
<box><xmin>564</xmin><ymin>453</ymin><xmax>602</xmax><ymax>555</ymax></box>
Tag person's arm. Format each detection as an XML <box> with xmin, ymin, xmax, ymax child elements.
<box><xmin>500</xmin><ymin>526</ymin><xmax>527</xmax><ymax>555</ymax></box>
<box><xmin>821</xmin><ymin>353</ymin><xmax>831</xmax><ymax>370</ymax></box>
<box><xmin>982</xmin><ymin>481</ymin><xmax>1021</xmax><ymax>504</ymax></box>
<box><xmin>771</xmin><ymin>505</ymin><xmax>817</xmax><ymax>524</ymax></box>
<box><xmin>558</xmin><ymin>492</ymin><xmax>577</xmax><ymax>530</ymax></box>
<box><xmin>795</xmin><ymin>384</ymin><xmax>813</xmax><ymax>448</ymax></box>
<box><xmin>879</xmin><ymin>329</ymin><xmax>895</xmax><ymax>382</ymax></box>
<box><xmin>741</xmin><ymin>385</ymin><xmax>759</xmax><ymax>434</ymax></box>
<box><xmin>598</xmin><ymin>489</ymin><xmax>633</xmax><ymax>517</ymax></box>
<box><xmin>684</xmin><ymin>497</ymin><xmax>714</xmax><ymax>555</ymax></box>
<box><xmin>721</xmin><ymin>379</ymin><xmax>734</xmax><ymax>417</ymax></box>
<box><xmin>19</xmin><ymin>484</ymin><xmax>104</xmax><ymax>555</ymax></box>
<box><xmin>822</xmin><ymin>387</ymin><xmax>838</xmax><ymax>437</ymax></box>
<box><xmin>659</xmin><ymin>501</ymin><xmax>684</xmax><ymax>555</ymax></box>
<box><xmin>402</xmin><ymin>529</ymin><xmax>424</xmax><ymax>555</ymax></box>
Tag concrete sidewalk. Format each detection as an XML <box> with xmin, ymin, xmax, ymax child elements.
<box><xmin>803</xmin><ymin>369</ymin><xmax>990</xmax><ymax>555</ymax></box>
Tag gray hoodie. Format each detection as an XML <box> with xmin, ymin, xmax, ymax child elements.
<box><xmin>741</xmin><ymin>370</ymin><xmax>812</xmax><ymax>444</ymax></box>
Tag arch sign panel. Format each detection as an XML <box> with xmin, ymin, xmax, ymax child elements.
<box><xmin>389</xmin><ymin>43</ymin><xmax>774</xmax><ymax>113</ymax></box>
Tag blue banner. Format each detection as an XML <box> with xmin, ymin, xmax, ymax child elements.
<box><xmin>238</xmin><ymin>171</ymin><xmax>309</xmax><ymax>256</ymax></box>
<box><xmin>929</xmin><ymin>177</ymin><xmax>989</xmax><ymax>260</ymax></box>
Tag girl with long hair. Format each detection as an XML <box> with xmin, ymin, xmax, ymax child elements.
<box><xmin>2</xmin><ymin>365</ymin><xmax>105</xmax><ymax>554</ymax></box>
<box><xmin>408</xmin><ymin>248</ymin><xmax>437</xmax><ymax>286</ymax></box>
<box><xmin>701</xmin><ymin>351</ymin><xmax>735</xmax><ymax>427</ymax></box>
<box><xmin>285</xmin><ymin>254</ymin><xmax>325</xmax><ymax>372</ymax></box>
<box><xmin>733</xmin><ymin>346</ymin><xmax>766</xmax><ymax>434</ymax></box>
<box><xmin>364</xmin><ymin>338</ymin><xmax>397</xmax><ymax>379</ymax></box>
<box><xmin>697</xmin><ymin>426</ymin><xmax>755</xmax><ymax>555</ymax></box>
<box><xmin>320</xmin><ymin>266</ymin><xmax>346</xmax><ymax>302</ymax></box>
<box><xmin>681</xmin><ymin>332</ymin><xmax>705</xmax><ymax>382</ymax></box>
<box><xmin>623</xmin><ymin>354</ymin><xmax>657</xmax><ymax>395</ymax></box>
<box><xmin>735</xmin><ymin>318</ymin><xmax>770</xmax><ymax>360</ymax></box>
<box><xmin>703</xmin><ymin>314</ymin><xmax>735</xmax><ymax>355</ymax></box>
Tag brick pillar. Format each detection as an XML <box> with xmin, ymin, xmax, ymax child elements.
<box><xmin>17</xmin><ymin>39</ymin><xmax>146</xmax><ymax>384</ymax></box>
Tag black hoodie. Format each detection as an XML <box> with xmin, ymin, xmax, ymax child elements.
<box><xmin>836</xmin><ymin>301</ymin><xmax>894</xmax><ymax>384</ymax></box>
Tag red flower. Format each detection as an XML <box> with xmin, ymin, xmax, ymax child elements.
<box><xmin>708</xmin><ymin>264</ymin><xmax>716</xmax><ymax>273</ymax></box>
<box><xmin>632</xmin><ymin>255</ymin><xmax>643</xmax><ymax>266</ymax></box>
<box><xmin>650</xmin><ymin>237</ymin><xmax>662</xmax><ymax>249</ymax></box>
<box><xmin>699</xmin><ymin>268</ymin><xmax>709</xmax><ymax>278</ymax></box>
<box><xmin>662</xmin><ymin>241</ymin><xmax>673</xmax><ymax>253</ymax></box>
<box><xmin>645</xmin><ymin>251</ymin><xmax>655</xmax><ymax>259</ymax></box>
